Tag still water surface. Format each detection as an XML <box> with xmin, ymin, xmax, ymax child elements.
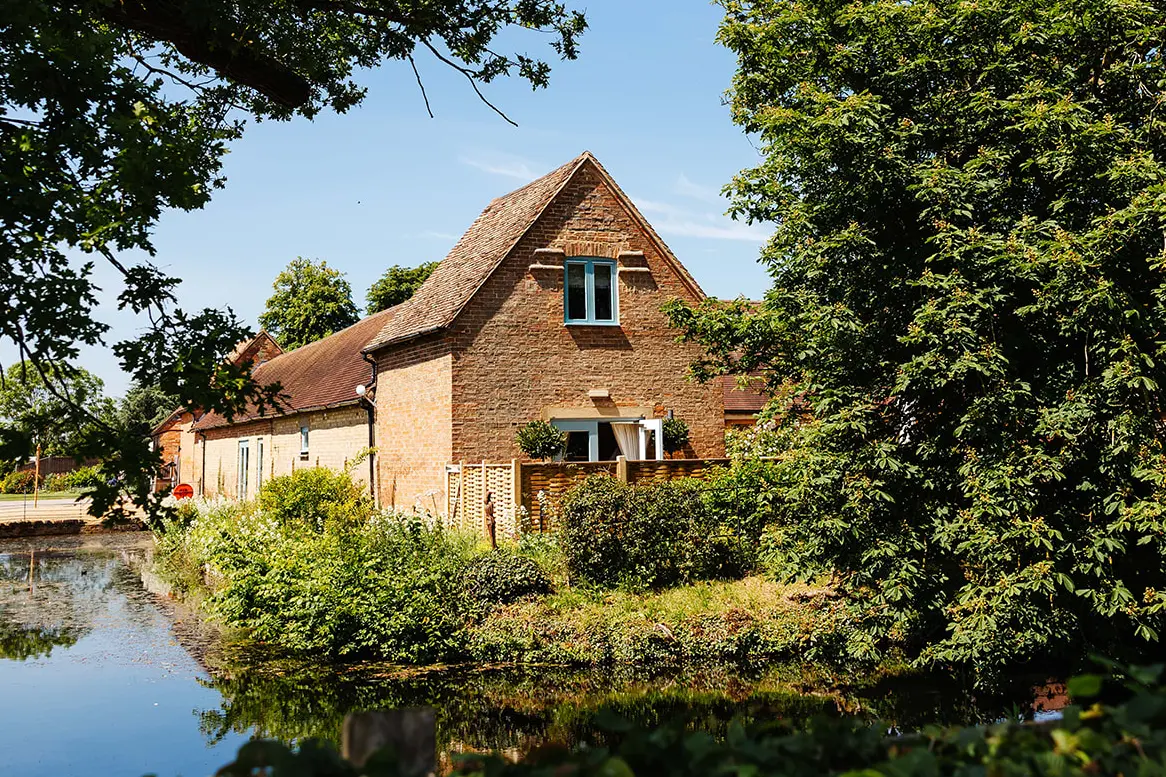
<box><xmin>0</xmin><ymin>534</ymin><xmax>1015</xmax><ymax>777</ymax></box>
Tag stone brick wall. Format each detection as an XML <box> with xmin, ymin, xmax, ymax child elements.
<box><xmin>152</xmin><ymin>411</ymin><xmax>198</xmax><ymax>491</ymax></box>
<box><xmin>372</xmin><ymin>335</ymin><xmax>452</xmax><ymax>511</ymax></box>
<box><xmin>197</xmin><ymin>405</ymin><xmax>370</xmax><ymax>499</ymax></box>
<box><xmin>447</xmin><ymin>163</ymin><xmax>725</xmax><ymax>464</ymax></box>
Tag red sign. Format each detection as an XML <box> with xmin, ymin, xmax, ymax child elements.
<box><xmin>173</xmin><ymin>483</ymin><xmax>194</xmax><ymax>499</ymax></box>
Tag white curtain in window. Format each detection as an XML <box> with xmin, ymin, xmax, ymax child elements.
<box><xmin>611</xmin><ymin>422</ymin><xmax>641</xmax><ymax>460</ymax></box>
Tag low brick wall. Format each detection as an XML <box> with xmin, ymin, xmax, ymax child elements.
<box><xmin>0</xmin><ymin>519</ymin><xmax>86</xmax><ymax>538</ymax></box>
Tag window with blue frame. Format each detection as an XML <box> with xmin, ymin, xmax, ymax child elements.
<box><xmin>564</xmin><ymin>258</ymin><xmax>617</xmax><ymax>324</ymax></box>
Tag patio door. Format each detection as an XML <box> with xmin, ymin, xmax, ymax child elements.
<box><xmin>550</xmin><ymin>419</ymin><xmax>665</xmax><ymax>462</ymax></box>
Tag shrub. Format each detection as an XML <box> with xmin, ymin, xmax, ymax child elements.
<box><xmin>515</xmin><ymin>420</ymin><xmax>566</xmax><ymax>461</ymax></box>
<box><xmin>461</xmin><ymin>549</ymin><xmax>552</xmax><ymax>608</ymax></box>
<box><xmin>1</xmin><ymin>470</ymin><xmax>41</xmax><ymax>494</ymax></box>
<box><xmin>258</xmin><ymin>467</ymin><xmax>372</xmax><ymax>529</ymax></box>
<box><xmin>60</xmin><ymin>465</ymin><xmax>103</xmax><ymax>490</ymax></box>
<box><xmin>42</xmin><ymin>465</ymin><xmax>103</xmax><ymax>492</ymax></box>
<box><xmin>662</xmin><ymin>417</ymin><xmax>690</xmax><ymax>454</ymax></box>
<box><xmin>153</xmin><ymin>499</ymin><xmax>478</xmax><ymax>662</ymax></box>
<box><xmin>559</xmin><ymin>475</ymin><xmax>752</xmax><ymax>589</ymax></box>
<box><xmin>516</xmin><ymin>531</ymin><xmax>569</xmax><ymax>586</ymax></box>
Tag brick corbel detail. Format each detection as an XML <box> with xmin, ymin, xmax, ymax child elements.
<box><xmin>562</xmin><ymin>240</ymin><xmax>624</xmax><ymax>259</ymax></box>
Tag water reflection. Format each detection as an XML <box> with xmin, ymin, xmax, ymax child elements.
<box><xmin>197</xmin><ymin>662</ymin><xmax>840</xmax><ymax>756</ymax></box>
<box><xmin>0</xmin><ymin>623</ymin><xmax>79</xmax><ymax>661</ymax></box>
<box><xmin>0</xmin><ymin>534</ymin><xmax>1045</xmax><ymax>777</ymax></box>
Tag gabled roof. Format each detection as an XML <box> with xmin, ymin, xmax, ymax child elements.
<box><xmin>150</xmin><ymin>330</ymin><xmax>282</xmax><ymax>436</ymax></box>
<box><xmin>363</xmin><ymin>151</ymin><xmax>704</xmax><ymax>353</ymax></box>
<box><xmin>192</xmin><ymin>308</ymin><xmax>393</xmax><ymax>431</ymax></box>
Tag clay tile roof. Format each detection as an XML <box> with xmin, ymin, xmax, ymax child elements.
<box><xmin>362</xmin><ymin>150</ymin><xmax>704</xmax><ymax>353</ymax></box>
<box><xmin>722</xmin><ymin>374</ymin><xmax>769</xmax><ymax>414</ymax></box>
<box><xmin>362</xmin><ymin>153</ymin><xmax>588</xmax><ymax>352</ymax></box>
<box><xmin>192</xmin><ymin>307</ymin><xmax>395</xmax><ymax>431</ymax></box>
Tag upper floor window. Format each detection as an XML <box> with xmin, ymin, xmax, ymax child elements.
<box><xmin>564</xmin><ymin>258</ymin><xmax>617</xmax><ymax>325</ymax></box>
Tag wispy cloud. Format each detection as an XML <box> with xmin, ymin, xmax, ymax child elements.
<box><xmin>460</xmin><ymin>155</ymin><xmax>537</xmax><ymax>181</ymax></box>
<box><xmin>636</xmin><ymin>198</ymin><xmax>770</xmax><ymax>243</ymax></box>
<box><xmin>673</xmin><ymin>173</ymin><xmax>724</xmax><ymax>204</ymax></box>
<box><xmin>419</xmin><ymin>230</ymin><xmax>459</xmax><ymax>241</ymax></box>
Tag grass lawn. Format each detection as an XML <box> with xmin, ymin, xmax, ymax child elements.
<box><xmin>0</xmin><ymin>491</ymin><xmax>84</xmax><ymax>502</ymax></box>
<box><xmin>468</xmin><ymin>576</ymin><xmax>845</xmax><ymax>666</ymax></box>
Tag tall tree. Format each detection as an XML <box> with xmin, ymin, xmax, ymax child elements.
<box><xmin>2</xmin><ymin>0</ymin><xmax>585</xmax><ymax>519</ymax></box>
<box><xmin>116</xmin><ymin>382</ymin><xmax>181</xmax><ymax>437</ymax></box>
<box><xmin>0</xmin><ymin>363</ymin><xmax>111</xmax><ymax>458</ymax></box>
<box><xmin>260</xmin><ymin>258</ymin><xmax>360</xmax><ymax>350</ymax></box>
<box><xmin>668</xmin><ymin>0</ymin><xmax>1166</xmax><ymax>681</ymax></box>
<box><xmin>366</xmin><ymin>261</ymin><xmax>438</xmax><ymax>314</ymax></box>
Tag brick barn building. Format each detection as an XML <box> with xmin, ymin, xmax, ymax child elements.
<box><xmin>169</xmin><ymin>152</ymin><xmax>738</xmax><ymax>509</ymax></box>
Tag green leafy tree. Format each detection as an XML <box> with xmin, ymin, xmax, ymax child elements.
<box><xmin>2</xmin><ymin>0</ymin><xmax>586</xmax><ymax>519</ymax></box>
<box><xmin>366</xmin><ymin>262</ymin><xmax>439</xmax><ymax>314</ymax></box>
<box><xmin>116</xmin><ymin>382</ymin><xmax>180</xmax><ymax>436</ymax></box>
<box><xmin>667</xmin><ymin>0</ymin><xmax>1166</xmax><ymax>681</ymax></box>
<box><xmin>0</xmin><ymin>362</ymin><xmax>112</xmax><ymax>458</ymax></box>
<box><xmin>259</xmin><ymin>258</ymin><xmax>360</xmax><ymax>350</ymax></box>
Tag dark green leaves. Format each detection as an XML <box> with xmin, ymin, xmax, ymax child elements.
<box><xmin>669</xmin><ymin>0</ymin><xmax>1166</xmax><ymax>681</ymax></box>
<box><xmin>2</xmin><ymin>0</ymin><xmax>585</xmax><ymax>520</ymax></box>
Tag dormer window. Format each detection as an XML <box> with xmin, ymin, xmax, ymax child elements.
<box><xmin>564</xmin><ymin>258</ymin><xmax>617</xmax><ymax>325</ymax></box>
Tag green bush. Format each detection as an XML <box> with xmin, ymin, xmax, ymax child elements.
<box><xmin>42</xmin><ymin>465</ymin><xmax>103</xmax><ymax>492</ymax></box>
<box><xmin>461</xmin><ymin>549</ymin><xmax>552</xmax><ymax>609</ymax></box>
<box><xmin>154</xmin><ymin>498</ymin><xmax>478</xmax><ymax>662</ymax></box>
<box><xmin>60</xmin><ymin>465</ymin><xmax>102</xmax><ymax>490</ymax></box>
<box><xmin>258</xmin><ymin>467</ymin><xmax>372</xmax><ymax>529</ymax></box>
<box><xmin>1</xmin><ymin>470</ymin><xmax>41</xmax><ymax>494</ymax></box>
<box><xmin>662</xmin><ymin>417</ymin><xmax>690</xmax><ymax>454</ymax></box>
<box><xmin>515</xmin><ymin>420</ymin><xmax>566</xmax><ymax>461</ymax></box>
<box><xmin>559</xmin><ymin>475</ymin><xmax>753</xmax><ymax>589</ymax></box>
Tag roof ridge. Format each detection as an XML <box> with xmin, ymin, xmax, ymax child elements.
<box><xmin>269</xmin><ymin>303</ymin><xmax>397</xmax><ymax>360</ymax></box>
<box><xmin>360</xmin><ymin>149</ymin><xmax>702</xmax><ymax>354</ymax></box>
<box><xmin>486</xmin><ymin>152</ymin><xmax>590</xmax><ymax>203</ymax></box>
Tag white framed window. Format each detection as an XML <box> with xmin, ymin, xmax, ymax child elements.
<box><xmin>299</xmin><ymin>425</ymin><xmax>309</xmax><ymax>456</ymax></box>
<box><xmin>255</xmin><ymin>438</ymin><xmax>265</xmax><ymax>493</ymax></box>
<box><xmin>237</xmin><ymin>440</ymin><xmax>250</xmax><ymax>500</ymax></box>
<box><xmin>564</xmin><ymin>258</ymin><xmax>618</xmax><ymax>325</ymax></box>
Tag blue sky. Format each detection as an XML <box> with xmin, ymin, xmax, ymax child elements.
<box><xmin>31</xmin><ymin>1</ymin><xmax>773</xmax><ymax>397</ymax></box>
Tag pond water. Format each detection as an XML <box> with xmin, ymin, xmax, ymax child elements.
<box><xmin>0</xmin><ymin>534</ymin><xmax>1034</xmax><ymax>777</ymax></box>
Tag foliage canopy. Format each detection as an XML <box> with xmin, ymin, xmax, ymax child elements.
<box><xmin>2</xmin><ymin>0</ymin><xmax>585</xmax><ymax>518</ymax></box>
<box><xmin>366</xmin><ymin>262</ymin><xmax>439</xmax><ymax>314</ymax></box>
<box><xmin>667</xmin><ymin>0</ymin><xmax>1166</xmax><ymax>679</ymax></box>
<box><xmin>0</xmin><ymin>362</ymin><xmax>110</xmax><ymax>457</ymax></box>
<box><xmin>259</xmin><ymin>258</ymin><xmax>360</xmax><ymax>350</ymax></box>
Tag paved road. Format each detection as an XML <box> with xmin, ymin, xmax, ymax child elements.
<box><xmin>0</xmin><ymin>496</ymin><xmax>95</xmax><ymax>524</ymax></box>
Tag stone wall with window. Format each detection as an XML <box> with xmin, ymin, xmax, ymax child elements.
<box><xmin>196</xmin><ymin>405</ymin><xmax>370</xmax><ymax>499</ymax></box>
